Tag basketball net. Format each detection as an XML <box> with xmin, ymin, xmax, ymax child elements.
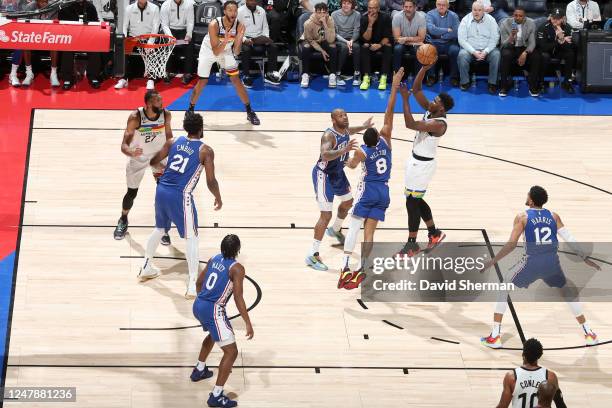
<box><xmin>125</xmin><ymin>34</ymin><xmax>176</xmax><ymax>80</ymax></box>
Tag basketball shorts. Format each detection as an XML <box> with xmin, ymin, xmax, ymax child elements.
<box><xmin>506</xmin><ymin>253</ymin><xmax>567</xmax><ymax>288</ymax></box>
<box><xmin>404</xmin><ymin>155</ymin><xmax>436</xmax><ymax>198</ymax></box>
<box><xmin>193</xmin><ymin>298</ymin><xmax>235</xmax><ymax>346</ymax></box>
<box><xmin>197</xmin><ymin>46</ymin><xmax>239</xmax><ymax>79</ymax></box>
<box><xmin>352</xmin><ymin>181</ymin><xmax>390</xmax><ymax>221</ymax></box>
<box><xmin>126</xmin><ymin>157</ymin><xmax>167</xmax><ymax>189</ymax></box>
<box><xmin>312</xmin><ymin>167</ymin><xmax>352</xmax><ymax>211</ymax></box>
<box><xmin>154</xmin><ymin>184</ymin><xmax>198</xmax><ymax>239</ymax></box>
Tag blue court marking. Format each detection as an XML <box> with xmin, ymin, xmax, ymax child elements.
<box><xmin>168</xmin><ymin>76</ymin><xmax>612</xmax><ymax>115</ymax></box>
<box><xmin>0</xmin><ymin>251</ymin><xmax>16</xmax><ymax>394</ymax></box>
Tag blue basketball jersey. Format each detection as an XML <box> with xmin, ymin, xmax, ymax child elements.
<box><xmin>316</xmin><ymin>128</ymin><xmax>350</xmax><ymax>174</ymax></box>
<box><xmin>524</xmin><ymin>208</ymin><xmax>558</xmax><ymax>255</ymax></box>
<box><xmin>197</xmin><ymin>254</ymin><xmax>237</xmax><ymax>306</ymax></box>
<box><xmin>159</xmin><ymin>136</ymin><xmax>204</xmax><ymax>193</ymax></box>
<box><xmin>361</xmin><ymin>138</ymin><xmax>391</xmax><ymax>183</ymax></box>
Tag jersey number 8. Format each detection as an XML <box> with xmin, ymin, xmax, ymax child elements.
<box><xmin>376</xmin><ymin>158</ymin><xmax>387</xmax><ymax>174</ymax></box>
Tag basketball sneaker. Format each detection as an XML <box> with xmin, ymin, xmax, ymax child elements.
<box><xmin>427</xmin><ymin>229</ymin><xmax>446</xmax><ymax>250</ymax></box>
<box><xmin>50</xmin><ymin>70</ymin><xmax>60</xmax><ymax>87</ymax></box>
<box><xmin>338</xmin><ymin>267</ymin><xmax>353</xmax><ymax>289</ymax></box>
<box><xmin>9</xmin><ymin>73</ymin><xmax>21</xmax><ymax>87</ymax></box>
<box><xmin>328</xmin><ymin>73</ymin><xmax>337</xmax><ymax>88</ymax></box>
<box><xmin>22</xmin><ymin>70</ymin><xmax>34</xmax><ymax>86</ymax></box>
<box><xmin>247</xmin><ymin>111</ymin><xmax>260</xmax><ymax>125</ymax></box>
<box><xmin>480</xmin><ymin>334</ymin><xmax>502</xmax><ymax>349</ymax></box>
<box><xmin>360</xmin><ymin>74</ymin><xmax>370</xmax><ymax>90</ymax></box>
<box><xmin>138</xmin><ymin>260</ymin><xmax>160</xmax><ymax>282</ymax></box>
<box><xmin>585</xmin><ymin>331</ymin><xmax>598</xmax><ymax>346</ymax></box>
<box><xmin>326</xmin><ymin>227</ymin><xmax>345</xmax><ymax>245</ymax></box>
<box><xmin>161</xmin><ymin>233</ymin><xmax>171</xmax><ymax>246</ymax></box>
<box><xmin>207</xmin><ymin>392</ymin><xmax>237</xmax><ymax>408</ymax></box>
<box><xmin>343</xmin><ymin>269</ymin><xmax>365</xmax><ymax>290</ymax></box>
<box><xmin>190</xmin><ymin>366</ymin><xmax>213</xmax><ymax>382</ymax></box>
<box><xmin>305</xmin><ymin>253</ymin><xmax>328</xmax><ymax>271</ymax></box>
<box><xmin>378</xmin><ymin>74</ymin><xmax>387</xmax><ymax>90</ymax></box>
<box><xmin>113</xmin><ymin>218</ymin><xmax>128</xmax><ymax>240</ymax></box>
<box><xmin>114</xmin><ymin>78</ymin><xmax>128</xmax><ymax>89</ymax></box>
<box><xmin>396</xmin><ymin>242</ymin><xmax>421</xmax><ymax>258</ymax></box>
<box><xmin>301</xmin><ymin>73</ymin><xmax>310</xmax><ymax>88</ymax></box>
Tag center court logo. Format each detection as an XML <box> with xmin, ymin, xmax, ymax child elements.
<box><xmin>0</xmin><ymin>30</ymin><xmax>9</xmax><ymax>43</ymax></box>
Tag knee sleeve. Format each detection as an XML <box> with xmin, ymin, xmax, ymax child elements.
<box><xmin>406</xmin><ymin>196</ymin><xmax>421</xmax><ymax>233</ymax></box>
<box><xmin>122</xmin><ymin>188</ymin><xmax>138</xmax><ymax>210</ymax></box>
<box><xmin>418</xmin><ymin>198</ymin><xmax>433</xmax><ymax>222</ymax></box>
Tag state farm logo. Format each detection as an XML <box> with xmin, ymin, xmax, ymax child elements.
<box><xmin>9</xmin><ymin>30</ymin><xmax>73</xmax><ymax>45</ymax></box>
<box><xmin>0</xmin><ymin>30</ymin><xmax>9</xmax><ymax>43</ymax></box>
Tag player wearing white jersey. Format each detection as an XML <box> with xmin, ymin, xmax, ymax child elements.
<box><xmin>397</xmin><ymin>63</ymin><xmax>455</xmax><ymax>257</ymax></box>
<box><xmin>496</xmin><ymin>338</ymin><xmax>565</xmax><ymax>408</ymax></box>
<box><xmin>114</xmin><ymin>90</ymin><xmax>173</xmax><ymax>242</ymax></box>
<box><xmin>187</xmin><ymin>0</ymin><xmax>260</xmax><ymax>125</ymax></box>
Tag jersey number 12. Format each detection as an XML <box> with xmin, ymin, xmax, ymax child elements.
<box><xmin>169</xmin><ymin>154</ymin><xmax>189</xmax><ymax>174</ymax></box>
<box><xmin>534</xmin><ymin>227</ymin><xmax>552</xmax><ymax>244</ymax></box>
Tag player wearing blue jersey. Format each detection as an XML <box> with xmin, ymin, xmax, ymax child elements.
<box><xmin>191</xmin><ymin>234</ymin><xmax>253</xmax><ymax>408</ymax></box>
<box><xmin>481</xmin><ymin>186</ymin><xmax>600</xmax><ymax>349</ymax></box>
<box><xmin>138</xmin><ymin>113</ymin><xmax>223</xmax><ymax>299</ymax></box>
<box><xmin>337</xmin><ymin>69</ymin><xmax>403</xmax><ymax>290</ymax></box>
<box><xmin>306</xmin><ymin>109</ymin><xmax>374</xmax><ymax>271</ymax></box>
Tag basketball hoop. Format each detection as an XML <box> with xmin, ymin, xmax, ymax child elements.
<box><xmin>125</xmin><ymin>34</ymin><xmax>176</xmax><ymax>80</ymax></box>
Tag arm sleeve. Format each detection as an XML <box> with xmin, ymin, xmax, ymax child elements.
<box><xmin>426</xmin><ymin>12</ymin><xmax>447</xmax><ymax>36</ymax></box>
<box><xmin>160</xmin><ymin>2</ymin><xmax>172</xmax><ymax>36</ymax></box>
<box><xmin>185</xmin><ymin>1</ymin><xmax>195</xmax><ymax>38</ymax></box>
<box><xmin>558</xmin><ymin>227</ymin><xmax>587</xmax><ymax>259</ymax></box>
<box><xmin>484</xmin><ymin>17</ymin><xmax>499</xmax><ymax>53</ymax></box>
<box><xmin>458</xmin><ymin>18</ymin><xmax>476</xmax><ymax>53</ymax></box>
<box><xmin>566</xmin><ymin>3</ymin><xmax>581</xmax><ymax>28</ymax></box>
<box><xmin>123</xmin><ymin>4</ymin><xmax>130</xmax><ymax>36</ymax></box>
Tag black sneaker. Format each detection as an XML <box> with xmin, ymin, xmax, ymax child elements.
<box><xmin>264</xmin><ymin>72</ymin><xmax>281</xmax><ymax>85</ymax></box>
<box><xmin>528</xmin><ymin>87</ymin><xmax>540</xmax><ymax>97</ymax></box>
<box><xmin>247</xmin><ymin>110</ymin><xmax>260</xmax><ymax>125</ymax></box>
<box><xmin>114</xmin><ymin>218</ymin><xmax>128</xmax><ymax>240</ymax></box>
<box><xmin>161</xmin><ymin>233</ymin><xmax>171</xmax><ymax>246</ymax></box>
<box><xmin>460</xmin><ymin>82</ymin><xmax>471</xmax><ymax>91</ymax></box>
<box><xmin>450</xmin><ymin>77</ymin><xmax>460</xmax><ymax>87</ymax></box>
<box><xmin>498</xmin><ymin>88</ymin><xmax>508</xmax><ymax>97</ymax></box>
<box><xmin>243</xmin><ymin>76</ymin><xmax>254</xmax><ymax>88</ymax></box>
<box><xmin>487</xmin><ymin>84</ymin><xmax>497</xmax><ymax>94</ymax></box>
<box><xmin>90</xmin><ymin>79</ymin><xmax>101</xmax><ymax>89</ymax></box>
<box><xmin>182</xmin><ymin>74</ymin><xmax>193</xmax><ymax>85</ymax></box>
<box><xmin>561</xmin><ymin>81</ymin><xmax>575</xmax><ymax>94</ymax></box>
<box><xmin>62</xmin><ymin>81</ymin><xmax>73</xmax><ymax>90</ymax></box>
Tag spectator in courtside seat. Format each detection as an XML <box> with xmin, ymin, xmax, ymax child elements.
<box><xmin>332</xmin><ymin>0</ymin><xmax>361</xmax><ymax>85</ymax></box>
<box><xmin>160</xmin><ymin>0</ymin><xmax>196</xmax><ymax>84</ymax></box>
<box><xmin>566</xmin><ymin>0</ymin><xmax>601</xmax><ymax>29</ymax></box>
<box><xmin>300</xmin><ymin>2</ymin><xmax>339</xmax><ymax>88</ymax></box>
<box><xmin>392</xmin><ymin>0</ymin><xmax>427</xmax><ymax>75</ymax></box>
<box><xmin>425</xmin><ymin>0</ymin><xmax>460</xmax><ymax>86</ymax></box>
<box><xmin>536</xmin><ymin>8</ymin><xmax>576</xmax><ymax>94</ymax></box>
<box><xmin>359</xmin><ymin>0</ymin><xmax>392</xmax><ymax>90</ymax></box>
<box><xmin>481</xmin><ymin>0</ymin><xmax>509</xmax><ymax>22</ymax></box>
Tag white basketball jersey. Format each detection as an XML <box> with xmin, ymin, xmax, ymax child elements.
<box><xmin>204</xmin><ymin>17</ymin><xmax>238</xmax><ymax>51</ymax></box>
<box><xmin>411</xmin><ymin>111</ymin><xmax>446</xmax><ymax>159</ymax></box>
<box><xmin>512</xmin><ymin>366</ymin><xmax>548</xmax><ymax>408</ymax></box>
<box><xmin>130</xmin><ymin>107</ymin><xmax>167</xmax><ymax>163</ymax></box>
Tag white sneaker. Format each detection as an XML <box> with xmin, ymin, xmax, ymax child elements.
<box><xmin>138</xmin><ymin>260</ymin><xmax>161</xmax><ymax>282</ymax></box>
<box><xmin>50</xmin><ymin>71</ymin><xmax>60</xmax><ymax>87</ymax></box>
<box><xmin>336</xmin><ymin>76</ymin><xmax>346</xmax><ymax>86</ymax></box>
<box><xmin>185</xmin><ymin>281</ymin><xmax>197</xmax><ymax>299</ymax></box>
<box><xmin>146</xmin><ymin>79</ymin><xmax>155</xmax><ymax>90</ymax></box>
<box><xmin>352</xmin><ymin>73</ymin><xmax>361</xmax><ymax>86</ymax></box>
<box><xmin>114</xmin><ymin>78</ymin><xmax>128</xmax><ymax>89</ymax></box>
<box><xmin>328</xmin><ymin>73</ymin><xmax>337</xmax><ymax>88</ymax></box>
<box><xmin>22</xmin><ymin>71</ymin><xmax>34</xmax><ymax>86</ymax></box>
<box><xmin>300</xmin><ymin>73</ymin><xmax>309</xmax><ymax>88</ymax></box>
<box><xmin>9</xmin><ymin>73</ymin><xmax>20</xmax><ymax>87</ymax></box>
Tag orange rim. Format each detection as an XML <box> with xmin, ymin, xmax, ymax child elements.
<box><xmin>125</xmin><ymin>34</ymin><xmax>176</xmax><ymax>54</ymax></box>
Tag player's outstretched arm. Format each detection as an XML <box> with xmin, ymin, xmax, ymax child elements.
<box><xmin>495</xmin><ymin>371</ymin><xmax>515</xmax><ymax>408</ymax></box>
<box><xmin>201</xmin><ymin>145</ymin><xmax>222</xmax><ymax>210</ymax></box>
<box><xmin>400</xmin><ymin>85</ymin><xmax>446</xmax><ymax>136</ymax></box>
<box><xmin>196</xmin><ymin>258</ymin><xmax>212</xmax><ymax>293</ymax></box>
<box><xmin>483</xmin><ymin>214</ymin><xmax>524</xmax><ymax>271</ymax></box>
<box><xmin>163</xmin><ymin>110</ymin><xmax>173</xmax><ymax>140</ymax></box>
<box><xmin>150</xmin><ymin>138</ymin><xmax>173</xmax><ymax>166</ymax></box>
<box><xmin>231</xmin><ymin>263</ymin><xmax>254</xmax><ymax>340</ymax></box>
<box><xmin>346</xmin><ymin>149</ymin><xmax>366</xmax><ymax>169</ymax></box>
<box><xmin>553</xmin><ymin>213</ymin><xmax>601</xmax><ymax>270</ymax></box>
<box><xmin>121</xmin><ymin>111</ymin><xmax>142</xmax><ymax>158</ymax></box>
<box><xmin>320</xmin><ymin>131</ymin><xmax>357</xmax><ymax>161</ymax></box>
<box><xmin>379</xmin><ymin>69</ymin><xmax>404</xmax><ymax>149</ymax></box>
<box><xmin>348</xmin><ymin>116</ymin><xmax>374</xmax><ymax>135</ymax></box>
<box><xmin>412</xmin><ymin>64</ymin><xmax>435</xmax><ymax>110</ymax></box>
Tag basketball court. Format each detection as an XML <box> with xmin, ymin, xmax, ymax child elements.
<box><xmin>1</xmin><ymin>109</ymin><xmax>611</xmax><ymax>406</ymax></box>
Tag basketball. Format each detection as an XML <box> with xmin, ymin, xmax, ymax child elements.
<box><xmin>417</xmin><ymin>44</ymin><xmax>438</xmax><ymax>65</ymax></box>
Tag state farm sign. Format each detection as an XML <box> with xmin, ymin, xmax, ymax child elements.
<box><xmin>0</xmin><ymin>18</ymin><xmax>110</xmax><ymax>51</ymax></box>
